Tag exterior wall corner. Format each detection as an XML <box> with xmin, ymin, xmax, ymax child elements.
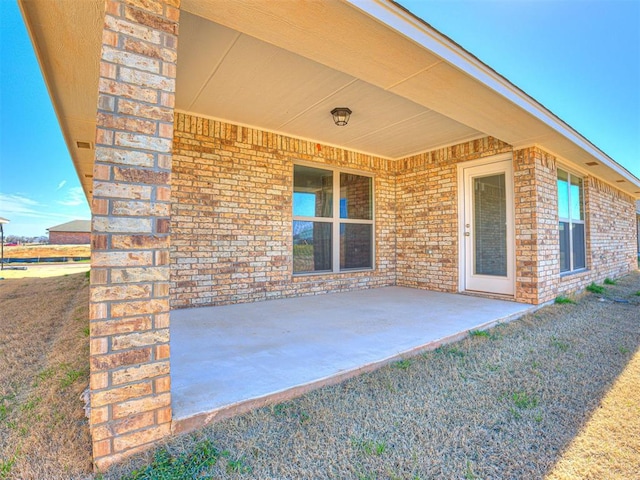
<box><xmin>88</xmin><ymin>0</ymin><xmax>180</xmax><ymax>470</ymax></box>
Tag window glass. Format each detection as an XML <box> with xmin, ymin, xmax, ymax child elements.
<box><xmin>292</xmin><ymin>221</ymin><xmax>332</xmax><ymax>273</ymax></box>
<box><xmin>557</xmin><ymin>169</ymin><xmax>569</xmax><ymax>219</ymax></box>
<box><xmin>474</xmin><ymin>174</ymin><xmax>507</xmax><ymax>276</ymax></box>
<box><xmin>340</xmin><ymin>173</ymin><xmax>372</xmax><ymax>219</ymax></box>
<box><xmin>293</xmin><ymin>165</ymin><xmax>332</xmax><ymax>217</ymax></box>
<box><xmin>557</xmin><ymin>169</ymin><xmax>586</xmax><ymax>273</ymax></box>
<box><xmin>572</xmin><ymin>223</ymin><xmax>586</xmax><ymax>269</ymax></box>
<box><xmin>340</xmin><ymin>223</ymin><xmax>372</xmax><ymax>269</ymax></box>
<box><xmin>570</xmin><ymin>176</ymin><xmax>584</xmax><ymax>221</ymax></box>
<box><xmin>293</xmin><ymin>165</ymin><xmax>374</xmax><ymax>274</ymax></box>
<box><xmin>559</xmin><ymin>221</ymin><xmax>570</xmax><ymax>273</ymax></box>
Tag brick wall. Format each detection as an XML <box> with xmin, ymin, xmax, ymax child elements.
<box><xmin>512</xmin><ymin>147</ymin><xmax>637</xmax><ymax>303</ymax></box>
<box><xmin>49</xmin><ymin>231</ymin><xmax>91</xmax><ymax>245</ymax></box>
<box><xmin>170</xmin><ymin>115</ymin><xmax>636</xmax><ymax>308</ymax></box>
<box><xmin>513</xmin><ymin>147</ymin><xmax>559</xmax><ymax>304</ymax></box>
<box><xmin>395</xmin><ymin>137</ymin><xmax>511</xmax><ymax>292</ymax></box>
<box><xmin>557</xmin><ymin>176</ymin><xmax>637</xmax><ymax>294</ymax></box>
<box><xmin>89</xmin><ymin>0</ymin><xmax>179</xmax><ymax>470</ymax></box>
<box><xmin>170</xmin><ymin>113</ymin><xmax>397</xmax><ymax>308</ymax></box>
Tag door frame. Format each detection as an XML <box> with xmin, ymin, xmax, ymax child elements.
<box><xmin>457</xmin><ymin>153</ymin><xmax>515</xmax><ymax>296</ymax></box>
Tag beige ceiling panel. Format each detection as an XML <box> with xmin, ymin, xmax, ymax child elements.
<box><xmin>182</xmin><ymin>0</ymin><xmax>442</xmax><ymax>89</ymax></box>
<box><xmin>189</xmin><ymin>32</ymin><xmax>357</xmax><ymax>128</ymax></box>
<box><xmin>175</xmin><ymin>13</ymin><xmax>242</xmax><ymax>110</ymax></box>
<box><xmin>281</xmin><ymin>80</ymin><xmax>430</xmax><ymax>142</ymax></box>
<box><xmin>389</xmin><ymin>62</ymin><xmax>553</xmax><ymax>145</ymax></box>
<box><xmin>351</xmin><ymin>111</ymin><xmax>482</xmax><ymax>158</ymax></box>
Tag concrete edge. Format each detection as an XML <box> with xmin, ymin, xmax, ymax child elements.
<box><xmin>171</xmin><ymin>302</ymin><xmax>544</xmax><ymax>436</ymax></box>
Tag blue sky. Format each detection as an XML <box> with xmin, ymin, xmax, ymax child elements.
<box><xmin>1</xmin><ymin>0</ymin><xmax>638</xmax><ymax>237</ymax></box>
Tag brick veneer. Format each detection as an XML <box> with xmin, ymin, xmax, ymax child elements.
<box><xmin>170</xmin><ymin>113</ymin><xmax>397</xmax><ymax>308</ymax></box>
<box><xmin>89</xmin><ymin>0</ymin><xmax>179</xmax><ymax>470</ymax></box>
<box><xmin>557</xmin><ymin>176</ymin><xmax>637</xmax><ymax>293</ymax></box>
<box><xmin>395</xmin><ymin>137</ymin><xmax>512</xmax><ymax>292</ymax></box>
<box><xmin>170</xmin><ymin>122</ymin><xmax>637</xmax><ymax>309</ymax></box>
<box><xmin>512</xmin><ymin>147</ymin><xmax>559</xmax><ymax>304</ymax></box>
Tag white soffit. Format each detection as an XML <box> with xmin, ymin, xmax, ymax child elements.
<box><xmin>18</xmin><ymin>0</ymin><xmax>103</xmax><ymax>201</ymax></box>
<box><xmin>175</xmin><ymin>11</ymin><xmax>481</xmax><ymax>159</ymax></box>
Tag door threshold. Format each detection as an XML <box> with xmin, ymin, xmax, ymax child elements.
<box><xmin>462</xmin><ymin>290</ymin><xmax>516</xmax><ymax>302</ymax></box>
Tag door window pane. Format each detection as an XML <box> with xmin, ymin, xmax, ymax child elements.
<box><xmin>474</xmin><ymin>174</ymin><xmax>507</xmax><ymax>276</ymax></box>
<box><xmin>293</xmin><ymin>165</ymin><xmax>332</xmax><ymax>217</ymax></box>
<box><xmin>340</xmin><ymin>173</ymin><xmax>372</xmax><ymax>219</ymax></box>
<box><xmin>340</xmin><ymin>223</ymin><xmax>372</xmax><ymax>270</ymax></box>
<box><xmin>293</xmin><ymin>221</ymin><xmax>332</xmax><ymax>273</ymax></box>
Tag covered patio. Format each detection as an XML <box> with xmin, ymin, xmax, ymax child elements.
<box><xmin>170</xmin><ymin>287</ymin><xmax>536</xmax><ymax>433</ymax></box>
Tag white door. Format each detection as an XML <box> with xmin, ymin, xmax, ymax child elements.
<box><xmin>461</xmin><ymin>158</ymin><xmax>515</xmax><ymax>295</ymax></box>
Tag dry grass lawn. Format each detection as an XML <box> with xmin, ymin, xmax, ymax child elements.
<box><xmin>0</xmin><ymin>270</ymin><xmax>638</xmax><ymax>479</ymax></box>
<box><xmin>0</xmin><ymin>272</ymin><xmax>91</xmax><ymax>479</ymax></box>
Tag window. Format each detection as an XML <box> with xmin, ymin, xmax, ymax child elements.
<box><xmin>557</xmin><ymin>169</ymin><xmax>586</xmax><ymax>273</ymax></box>
<box><xmin>293</xmin><ymin>164</ymin><xmax>373</xmax><ymax>274</ymax></box>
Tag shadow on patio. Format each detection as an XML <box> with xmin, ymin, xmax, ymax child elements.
<box><xmin>170</xmin><ymin>286</ymin><xmax>536</xmax><ymax>433</ymax></box>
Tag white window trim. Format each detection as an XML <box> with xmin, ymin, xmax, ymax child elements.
<box><xmin>293</xmin><ymin>162</ymin><xmax>375</xmax><ymax>275</ymax></box>
<box><xmin>558</xmin><ymin>167</ymin><xmax>587</xmax><ymax>274</ymax></box>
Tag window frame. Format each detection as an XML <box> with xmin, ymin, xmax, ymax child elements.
<box><xmin>557</xmin><ymin>167</ymin><xmax>586</xmax><ymax>274</ymax></box>
<box><xmin>292</xmin><ymin>161</ymin><xmax>375</xmax><ymax>275</ymax></box>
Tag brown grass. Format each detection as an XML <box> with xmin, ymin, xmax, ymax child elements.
<box><xmin>0</xmin><ymin>273</ymin><xmax>91</xmax><ymax>479</ymax></box>
<box><xmin>546</xmin><ymin>348</ymin><xmax>640</xmax><ymax>479</ymax></box>
<box><xmin>3</xmin><ymin>244</ymin><xmax>90</xmax><ymax>259</ymax></box>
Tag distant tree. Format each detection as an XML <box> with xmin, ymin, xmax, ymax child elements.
<box><xmin>3</xmin><ymin>235</ymin><xmax>49</xmax><ymax>244</ymax></box>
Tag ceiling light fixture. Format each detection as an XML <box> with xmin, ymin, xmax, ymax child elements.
<box><xmin>331</xmin><ymin>107</ymin><xmax>352</xmax><ymax>126</ymax></box>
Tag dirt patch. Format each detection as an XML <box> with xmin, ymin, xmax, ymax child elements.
<box><xmin>3</xmin><ymin>244</ymin><xmax>90</xmax><ymax>259</ymax></box>
<box><xmin>107</xmin><ymin>273</ymin><xmax>640</xmax><ymax>480</ymax></box>
<box><xmin>0</xmin><ymin>264</ymin><xmax>91</xmax><ymax>280</ymax></box>
<box><xmin>0</xmin><ymin>273</ymin><xmax>91</xmax><ymax>479</ymax></box>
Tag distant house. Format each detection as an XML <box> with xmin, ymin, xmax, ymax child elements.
<box><xmin>47</xmin><ymin>220</ymin><xmax>91</xmax><ymax>245</ymax></box>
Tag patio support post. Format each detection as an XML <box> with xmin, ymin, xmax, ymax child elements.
<box><xmin>89</xmin><ymin>0</ymin><xmax>180</xmax><ymax>470</ymax></box>
<box><xmin>513</xmin><ymin>146</ymin><xmax>559</xmax><ymax>304</ymax></box>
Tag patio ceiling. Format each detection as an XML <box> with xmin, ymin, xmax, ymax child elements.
<box><xmin>19</xmin><ymin>0</ymin><xmax>640</xmax><ymax>203</ymax></box>
<box><xmin>176</xmin><ymin>11</ymin><xmax>482</xmax><ymax>160</ymax></box>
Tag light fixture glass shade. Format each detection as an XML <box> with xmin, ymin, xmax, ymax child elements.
<box><xmin>331</xmin><ymin>107</ymin><xmax>352</xmax><ymax>126</ymax></box>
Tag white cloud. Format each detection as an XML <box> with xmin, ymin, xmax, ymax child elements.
<box><xmin>56</xmin><ymin>180</ymin><xmax>67</xmax><ymax>190</ymax></box>
<box><xmin>58</xmin><ymin>186</ymin><xmax>86</xmax><ymax>207</ymax></box>
<box><xmin>0</xmin><ymin>193</ymin><xmax>48</xmax><ymax>219</ymax></box>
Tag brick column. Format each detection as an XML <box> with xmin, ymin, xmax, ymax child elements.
<box><xmin>89</xmin><ymin>0</ymin><xmax>179</xmax><ymax>470</ymax></box>
<box><xmin>513</xmin><ymin>147</ymin><xmax>559</xmax><ymax>304</ymax></box>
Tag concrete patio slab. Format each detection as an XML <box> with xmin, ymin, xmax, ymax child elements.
<box><xmin>170</xmin><ymin>286</ymin><xmax>536</xmax><ymax>433</ymax></box>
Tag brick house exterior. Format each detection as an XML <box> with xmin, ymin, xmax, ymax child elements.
<box><xmin>48</xmin><ymin>220</ymin><xmax>91</xmax><ymax>245</ymax></box>
<box><xmin>20</xmin><ymin>0</ymin><xmax>640</xmax><ymax>470</ymax></box>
